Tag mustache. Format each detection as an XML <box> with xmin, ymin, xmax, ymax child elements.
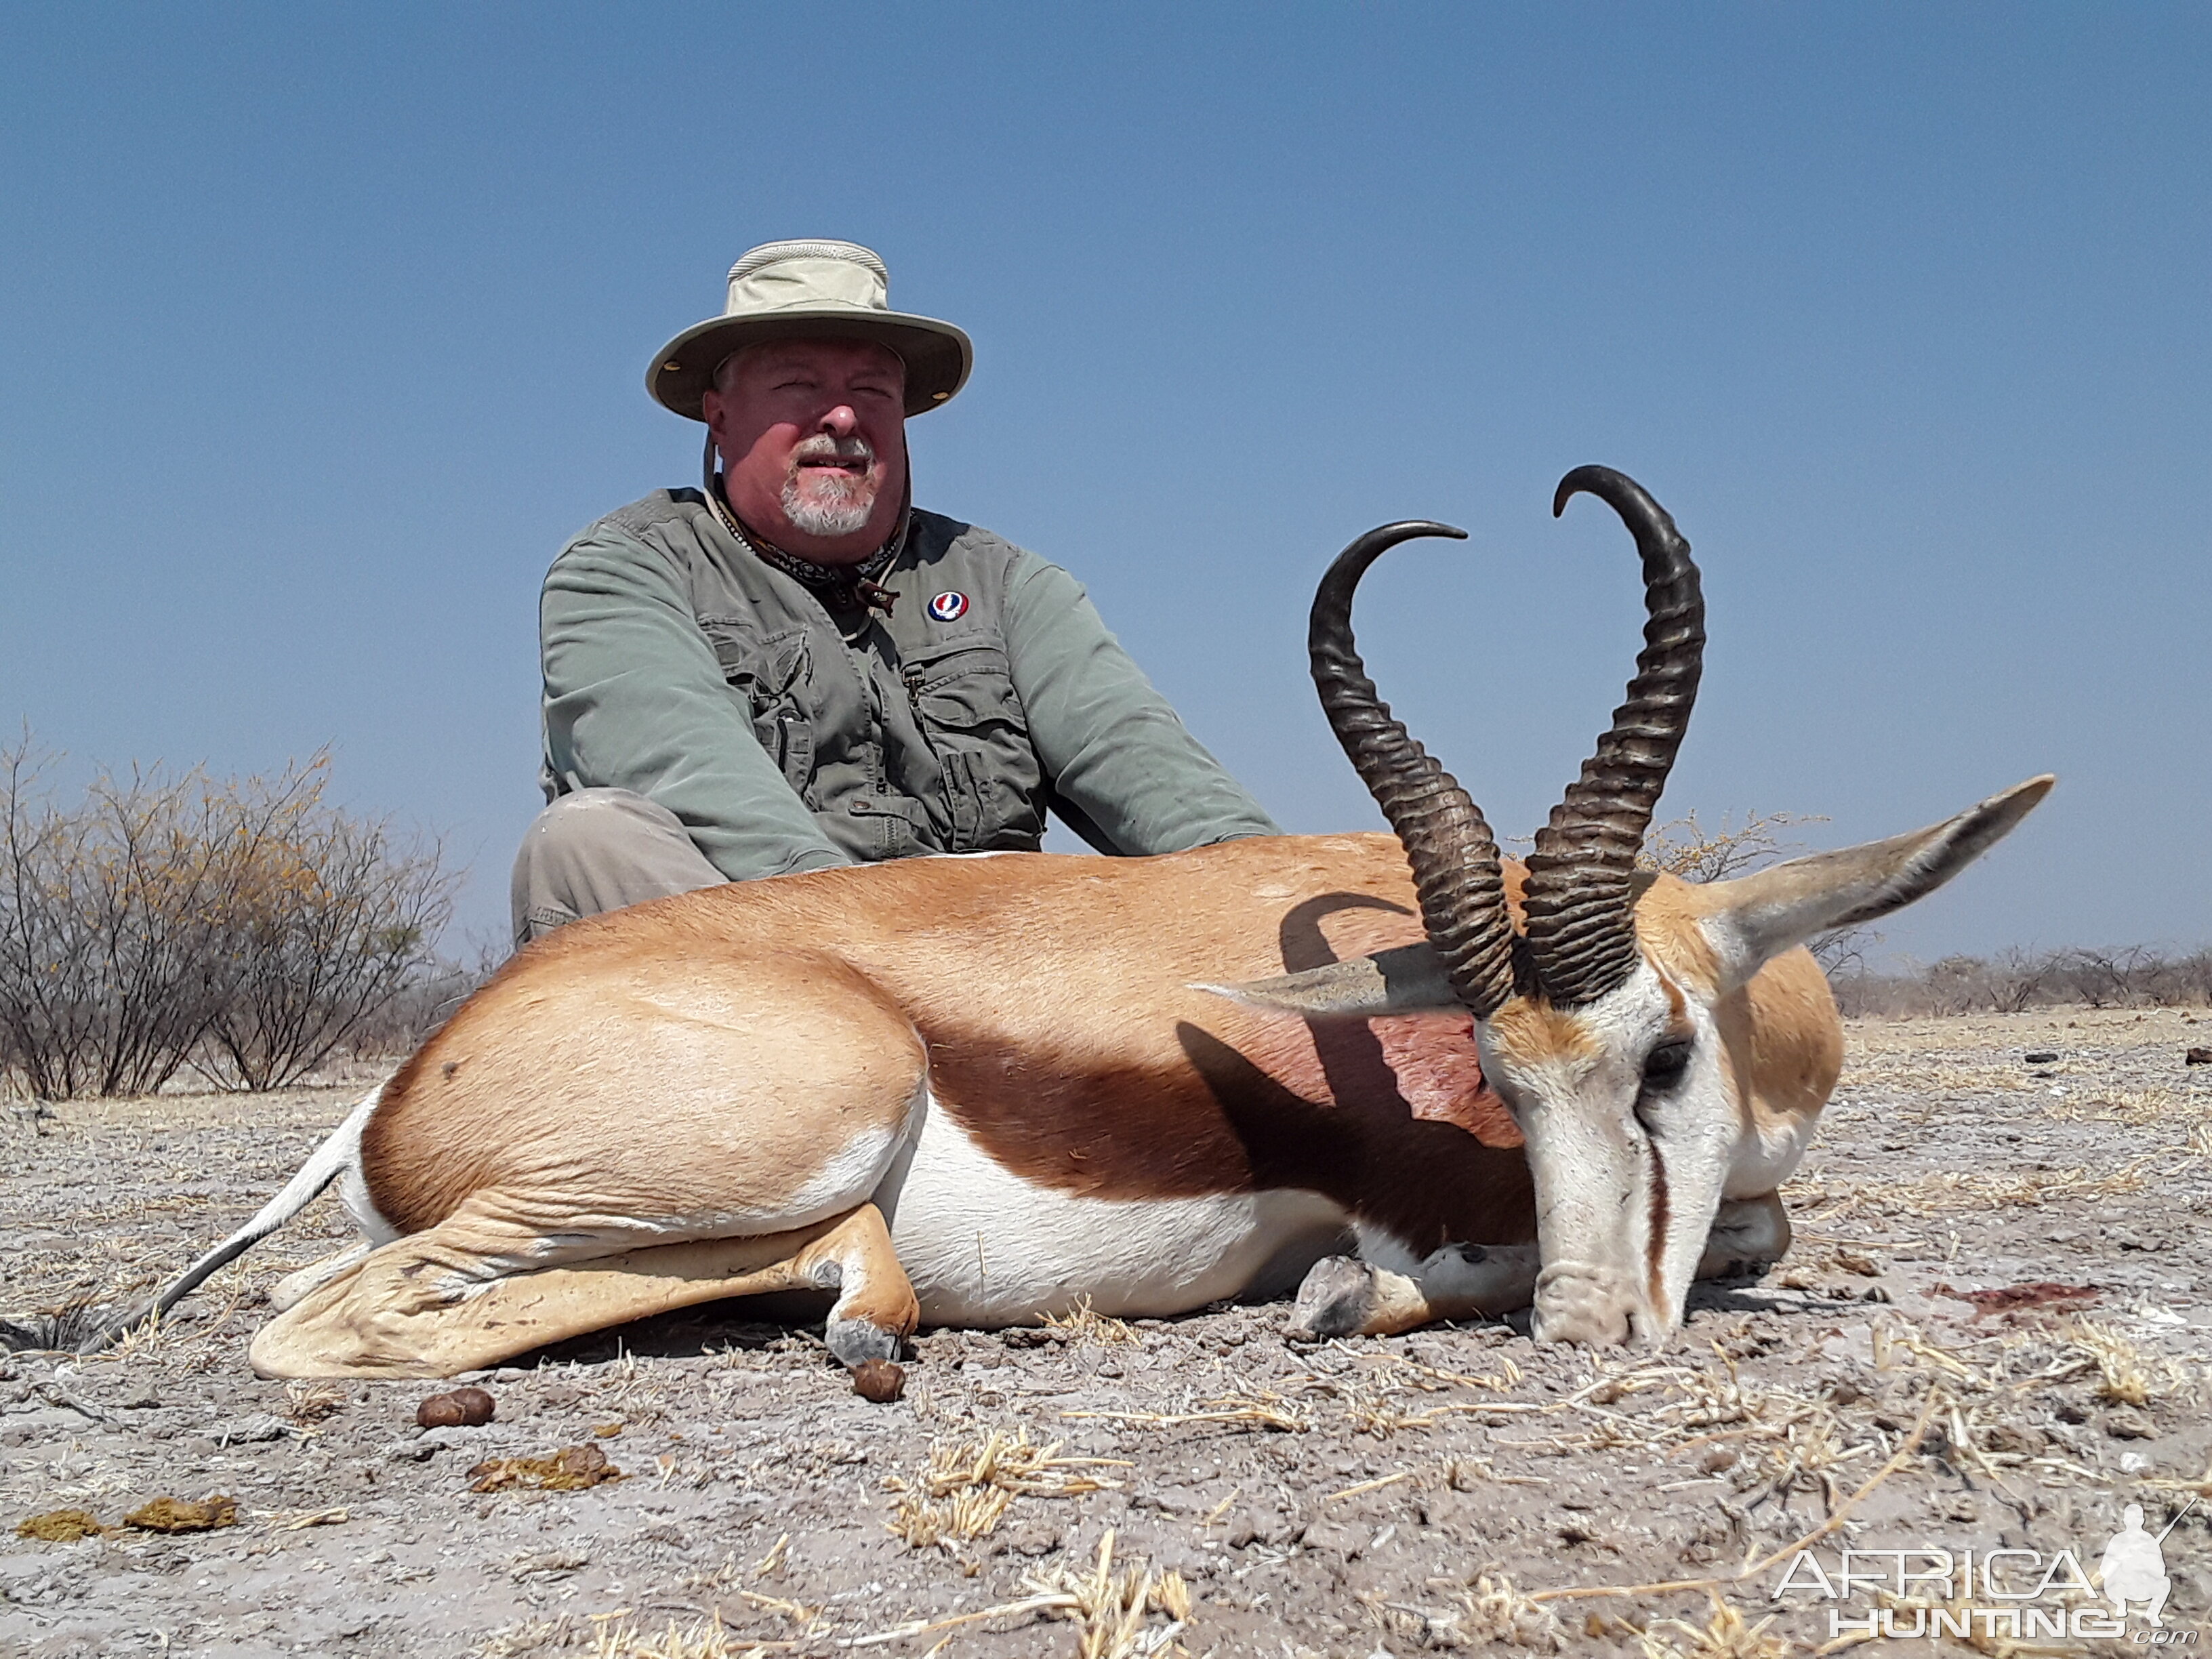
<box><xmin>792</xmin><ymin>434</ymin><xmax>876</xmax><ymax>466</ymax></box>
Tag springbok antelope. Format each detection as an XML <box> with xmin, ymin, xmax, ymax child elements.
<box><xmin>63</xmin><ymin>467</ymin><xmax>2047</xmax><ymax>1378</ymax></box>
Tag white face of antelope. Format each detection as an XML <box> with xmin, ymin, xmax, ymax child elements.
<box><xmin>1477</xmin><ymin>960</ymin><xmax>1742</xmax><ymax>1345</ymax></box>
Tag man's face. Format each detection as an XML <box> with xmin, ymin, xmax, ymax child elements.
<box><xmin>703</xmin><ymin>337</ymin><xmax>909</xmax><ymax>564</ymax></box>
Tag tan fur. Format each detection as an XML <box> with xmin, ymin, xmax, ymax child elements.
<box><xmin>1668</xmin><ymin>874</ymin><xmax>1845</xmax><ymax>1193</ymax></box>
<box><xmin>251</xmin><ymin>1204</ymin><xmax>914</xmax><ymax>1379</ymax></box>
<box><xmin>1483</xmin><ymin>993</ymin><xmax>1606</xmax><ymax>1078</ymax></box>
<box><xmin>279</xmin><ymin>836</ymin><xmax>1846</xmax><ymax>1372</ymax></box>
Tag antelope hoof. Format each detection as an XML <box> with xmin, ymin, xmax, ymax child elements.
<box><xmin>1287</xmin><ymin>1255</ymin><xmax>1377</xmax><ymax>1340</ymax></box>
<box><xmin>825</xmin><ymin>1316</ymin><xmax>903</xmax><ymax>1368</ymax></box>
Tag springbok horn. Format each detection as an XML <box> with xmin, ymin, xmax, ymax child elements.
<box><xmin>1309</xmin><ymin>522</ymin><xmax>1517</xmax><ymax>1019</ymax></box>
<box><xmin>1520</xmin><ymin>466</ymin><xmax>1706</xmax><ymax>1005</ymax></box>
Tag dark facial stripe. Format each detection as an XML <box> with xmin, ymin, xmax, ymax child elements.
<box><xmin>1645</xmin><ymin>1136</ymin><xmax>1671</xmax><ymax>1312</ymax></box>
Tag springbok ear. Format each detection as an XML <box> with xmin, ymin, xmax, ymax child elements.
<box><xmin>1697</xmin><ymin>775</ymin><xmax>2054</xmax><ymax>988</ymax></box>
<box><xmin>1197</xmin><ymin>943</ymin><xmax>1460</xmax><ymax>1019</ymax></box>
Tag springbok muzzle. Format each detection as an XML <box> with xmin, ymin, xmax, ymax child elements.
<box><xmin>1531</xmin><ymin>1263</ymin><xmax>1656</xmax><ymax>1347</ymax></box>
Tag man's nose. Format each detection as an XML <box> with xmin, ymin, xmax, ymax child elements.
<box><xmin>818</xmin><ymin>404</ymin><xmax>860</xmax><ymax>436</ymax></box>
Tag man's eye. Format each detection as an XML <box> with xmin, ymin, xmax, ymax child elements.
<box><xmin>1641</xmin><ymin>1042</ymin><xmax>1692</xmax><ymax>1088</ymax></box>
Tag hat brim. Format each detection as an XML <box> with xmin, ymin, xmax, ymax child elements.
<box><xmin>649</xmin><ymin>309</ymin><xmax>972</xmax><ymax>420</ymax></box>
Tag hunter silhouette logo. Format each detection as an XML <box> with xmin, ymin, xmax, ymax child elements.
<box><xmin>2102</xmin><ymin>1498</ymin><xmax>2194</xmax><ymax>1631</ymax></box>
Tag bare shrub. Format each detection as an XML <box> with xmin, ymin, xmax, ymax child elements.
<box><xmin>1830</xmin><ymin>944</ymin><xmax>2212</xmax><ymax>1019</ymax></box>
<box><xmin>1641</xmin><ymin>808</ymin><xmax>1883</xmax><ymax>974</ymax></box>
<box><xmin>1641</xmin><ymin>808</ymin><xmax>1824</xmax><ymax>884</ymax></box>
<box><xmin>0</xmin><ymin>737</ymin><xmax>460</xmax><ymax>1097</ymax></box>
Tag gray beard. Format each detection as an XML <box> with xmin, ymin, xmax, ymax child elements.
<box><xmin>781</xmin><ymin>471</ymin><xmax>876</xmax><ymax>537</ymax></box>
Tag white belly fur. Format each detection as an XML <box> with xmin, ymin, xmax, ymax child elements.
<box><xmin>876</xmin><ymin>1086</ymin><xmax>1348</xmax><ymax>1326</ymax></box>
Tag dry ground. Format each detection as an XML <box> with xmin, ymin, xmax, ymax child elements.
<box><xmin>1</xmin><ymin>1008</ymin><xmax>2208</xmax><ymax>1658</ymax></box>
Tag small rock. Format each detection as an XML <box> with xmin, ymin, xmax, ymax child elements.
<box><xmin>851</xmin><ymin>1360</ymin><xmax>905</xmax><ymax>1404</ymax></box>
<box><xmin>384</xmin><ymin>1439</ymin><xmax>439</xmax><ymax>1462</ymax></box>
<box><xmin>1300</xmin><ymin>1519</ymin><xmax>1366</xmax><ymax>1558</ymax></box>
<box><xmin>118</xmin><ymin>1384</ymin><xmax>161</xmax><ymax>1411</ymax></box>
<box><xmin>2186</xmin><ymin>1047</ymin><xmax>2211</xmax><ymax>1066</ymax></box>
<box><xmin>1982</xmin><ymin>1422</ymin><xmax>2048</xmax><ymax>1456</ymax></box>
<box><xmin>509</xmin><ymin>1548</ymin><xmax>589</xmax><ymax>1580</ymax></box>
<box><xmin>1698</xmin><ymin>1445</ymin><xmax>1740</xmax><ymax>1473</ymax></box>
<box><xmin>2101</xmin><ymin>1408</ymin><xmax>2155</xmax><ymax>1440</ymax></box>
<box><xmin>2024</xmin><ymin>1051</ymin><xmax>2060</xmax><ymax>1064</ymax></box>
<box><xmin>2118</xmin><ymin>1451</ymin><xmax>2151</xmax><ymax>1475</ymax></box>
<box><xmin>996</xmin><ymin>1515</ymin><xmax>1063</xmax><ymax>1557</ymax></box>
<box><xmin>212</xmin><ymin>1414</ymin><xmax>289</xmax><ymax>1446</ymax></box>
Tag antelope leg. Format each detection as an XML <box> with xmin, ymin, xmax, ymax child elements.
<box><xmin>249</xmin><ymin>1201</ymin><xmax>916</xmax><ymax>1380</ymax></box>
<box><xmin>1694</xmin><ymin>1192</ymin><xmax>1792</xmax><ymax>1280</ymax></box>
<box><xmin>1287</xmin><ymin>1243</ymin><xmax>1543</xmax><ymax>1339</ymax></box>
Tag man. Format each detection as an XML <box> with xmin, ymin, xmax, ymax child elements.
<box><xmin>512</xmin><ymin>239</ymin><xmax>1280</xmax><ymax>944</ymax></box>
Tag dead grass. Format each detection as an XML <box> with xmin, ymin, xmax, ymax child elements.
<box><xmin>1066</xmin><ymin>1388</ymin><xmax>1311</xmax><ymax>1433</ymax></box>
<box><xmin>1633</xmin><ymin>1593</ymin><xmax>1793</xmax><ymax>1659</ymax></box>
<box><xmin>1021</xmin><ymin>1530</ymin><xmax>1192</xmax><ymax>1659</ymax></box>
<box><xmin>1785</xmin><ymin>1155</ymin><xmax>2156</xmax><ymax>1221</ymax></box>
<box><xmin>2065</xmin><ymin>1317</ymin><xmax>2198</xmax><ymax>1406</ymax></box>
<box><xmin>885</xmin><ymin>1427</ymin><xmax>1127</xmax><ymax>1551</ymax></box>
<box><xmin>586</xmin><ymin>1610</ymin><xmax>785</xmax><ymax>1658</ymax></box>
<box><xmin>1040</xmin><ymin>1296</ymin><xmax>1139</xmax><ymax>1346</ymax></box>
<box><xmin>1364</xmin><ymin>1574</ymin><xmax>1569</xmax><ymax>1651</ymax></box>
<box><xmin>282</xmin><ymin>1378</ymin><xmax>348</xmax><ymax>1425</ymax></box>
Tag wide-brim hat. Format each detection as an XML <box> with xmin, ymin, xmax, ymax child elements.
<box><xmin>649</xmin><ymin>240</ymin><xmax>972</xmax><ymax>420</ymax></box>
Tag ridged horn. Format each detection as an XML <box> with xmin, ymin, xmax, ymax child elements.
<box><xmin>1520</xmin><ymin>466</ymin><xmax>1706</xmax><ymax>1005</ymax></box>
<box><xmin>1310</xmin><ymin>522</ymin><xmax>1517</xmax><ymax>1019</ymax></box>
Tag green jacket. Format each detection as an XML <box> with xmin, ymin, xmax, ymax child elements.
<box><xmin>538</xmin><ymin>490</ymin><xmax>1282</xmax><ymax>880</ymax></box>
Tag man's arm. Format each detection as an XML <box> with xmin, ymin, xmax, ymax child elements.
<box><xmin>1004</xmin><ymin>556</ymin><xmax>1282</xmax><ymax>854</ymax></box>
<box><xmin>540</xmin><ymin>529</ymin><xmax>847</xmax><ymax>882</ymax></box>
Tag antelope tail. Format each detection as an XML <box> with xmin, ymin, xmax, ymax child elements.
<box><xmin>0</xmin><ymin>1085</ymin><xmax>383</xmax><ymax>1355</ymax></box>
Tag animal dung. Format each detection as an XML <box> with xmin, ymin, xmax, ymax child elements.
<box><xmin>415</xmin><ymin>1386</ymin><xmax>495</xmax><ymax>1429</ymax></box>
<box><xmin>2023</xmin><ymin>1050</ymin><xmax>2060</xmax><ymax>1064</ymax></box>
<box><xmin>467</xmin><ymin>1444</ymin><xmax>624</xmax><ymax>1494</ymax></box>
<box><xmin>2186</xmin><ymin>1046</ymin><xmax>2211</xmax><ymax>1065</ymax></box>
<box><xmin>15</xmin><ymin>1509</ymin><xmax>108</xmax><ymax>1542</ymax></box>
<box><xmin>851</xmin><ymin>1359</ymin><xmax>907</xmax><ymax>1403</ymax></box>
<box><xmin>124</xmin><ymin>1496</ymin><xmax>238</xmax><ymax>1534</ymax></box>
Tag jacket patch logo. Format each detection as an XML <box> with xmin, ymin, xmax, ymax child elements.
<box><xmin>926</xmin><ymin>591</ymin><xmax>970</xmax><ymax>622</ymax></box>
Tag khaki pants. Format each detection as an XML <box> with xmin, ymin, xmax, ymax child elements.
<box><xmin>510</xmin><ymin>789</ymin><xmax>726</xmax><ymax>947</ymax></box>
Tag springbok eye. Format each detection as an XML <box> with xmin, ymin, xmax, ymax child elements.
<box><xmin>1641</xmin><ymin>1041</ymin><xmax>1692</xmax><ymax>1090</ymax></box>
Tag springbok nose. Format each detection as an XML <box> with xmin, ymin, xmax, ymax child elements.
<box><xmin>1531</xmin><ymin>1264</ymin><xmax>1639</xmax><ymax>1346</ymax></box>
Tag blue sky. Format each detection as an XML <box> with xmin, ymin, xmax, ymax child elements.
<box><xmin>3</xmin><ymin>5</ymin><xmax>2205</xmax><ymax>962</ymax></box>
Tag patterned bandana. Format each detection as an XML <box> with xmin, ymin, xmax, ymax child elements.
<box><xmin>708</xmin><ymin>483</ymin><xmax>901</xmax><ymax>617</ymax></box>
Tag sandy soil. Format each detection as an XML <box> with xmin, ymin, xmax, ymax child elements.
<box><xmin>1</xmin><ymin>1007</ymin><xmax>2208</xmax><ymax>1658</ymax></box>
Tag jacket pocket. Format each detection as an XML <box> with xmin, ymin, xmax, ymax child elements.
<box><xmin>706</xmin><ymin>625</ymin><xmax>815</xmax><ymax>794</ymax></box>
<box><xmin>901</xmin><ymin>641</ymin><xmax>1044</xmax><ymax>852</ymax></box>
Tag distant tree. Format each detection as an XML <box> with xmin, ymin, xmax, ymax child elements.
<box><xmin>0</xmin><ymin>735</ymin><xmax>460</xmax><ymax>1098</ymax></box>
